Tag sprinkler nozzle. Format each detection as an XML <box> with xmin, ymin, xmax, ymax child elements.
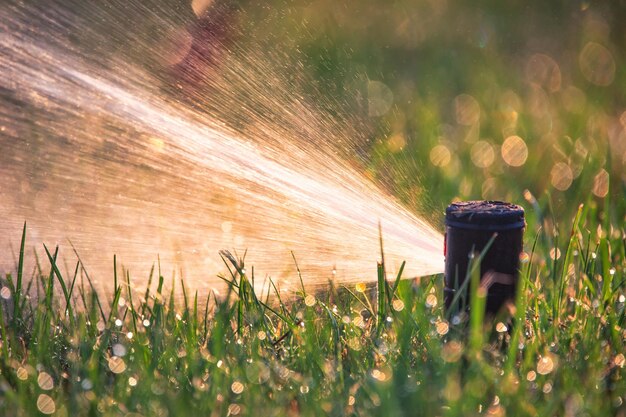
<box><xmin>444</xmin><ymin>200</ymin><xmax>525</xmax><ymax>317</ymax></box>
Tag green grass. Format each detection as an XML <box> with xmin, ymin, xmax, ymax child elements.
<box><xmin>1</xmin><ymin>1</ymin><xmax>625</xmax><ymax>415</ymax></box>
<box><xmin>0</xmin><ymin>208</ymin><xmax>624</xmax><ymax>416</ymax></box>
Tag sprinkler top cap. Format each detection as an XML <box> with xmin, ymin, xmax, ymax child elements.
<box><xmin>445</xmin><ymin>200</ymin><xmax>525</xmax><ymax>231</ymax></box>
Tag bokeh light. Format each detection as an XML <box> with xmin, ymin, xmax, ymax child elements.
<box><xmin>430</xmin><ymin>144</ymin><xmax>451</xmax><ymax>167</ymax></box>
<box><xmin>592</xmin><ymin>169</ymin><xmax>609</xmax><ymax>198</ymax></box>
<box><xmin>550</xmin><ymin>162</ymin><xmax>573</xmax><ymax>191</ymax></box>
<box><xmin>37</xmin><ymin>394</ymin><xmax>56</xmax><ymax>415</ymax></box>
<box><xmin>470</xmin><ymin>140</ymin><xmax>495</xmax><ymax>168</ymax></box>
<box><xmin>579</xmin><ymin>42</ymin><xmax>615</xmax><ymax>86</ymax></box>
<box><xmin>386</xmin><ymin>133</ymin><xmax>406</xmax><ymax>153</ymax></box>
<box><xmin>454</xmin><ymin>94</ymin><xmax>481</xmax><ymax>126</ymax></box>
<box><xmin>526</xmin><ymin>53</ymin><xmax>561</xmax><ymax>92</ymax></box>
<box><xmin>501</xmin><ymin>135</ymin><xmax>528</xmax><ymax>167</ymax></box>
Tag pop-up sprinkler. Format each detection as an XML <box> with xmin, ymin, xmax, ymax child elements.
<box><xmin>444</xmin><ymin>200</ymin><xmax>525</xmax><ymax>317</ymax></box>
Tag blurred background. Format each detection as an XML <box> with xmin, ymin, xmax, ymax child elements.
<box><xmin>75</xmin><ymin>0</ymin><xmax>626</xmax><ymax>224</ymax></box>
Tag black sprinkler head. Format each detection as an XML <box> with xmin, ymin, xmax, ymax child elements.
<box><xmin>444</xmin><ymin>200</ymin><xmax>525</xmax><ymax>317</ymax></box>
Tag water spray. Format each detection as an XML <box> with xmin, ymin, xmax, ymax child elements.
<box><xmin>444</xmin><ymin>200</ymin><xmax>525</xmax><ymax>317</ymax></box>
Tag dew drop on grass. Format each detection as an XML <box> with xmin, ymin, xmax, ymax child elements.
<box><xmin>114</xmin><ymin>319</ymin><xmax>123</xmax><ymax>327</ymax></box>
<box><xmin>355</xmin><ymin>282</ymin><xmax>366</xmax><ymax>293</ymax></box>
<box><xmin>0</xmin><ymin>286</ymin><xmax>11</xmax><ymax>300</ymax></box>
<box><xmin>227</xmin><ymin>404</ymin><xmax>241</xmax><ymax>416</ymax></box>
<box><xmin>348</xmin><ymin>396</ymin><xmax>356</xmax><ymax>406</ymax></box>
<box><xmin>435</xmin><ymin>320</ymin><xmax>449</xmax><ymax>336</ymax></box>
<box><xmin>537</xmin><ymin>355</ymin><xmax>555</xmax><ymax>375</ymax></box>
<box><xmin>257</xmin><ymin>331</ymin><xmax>266</xmax><ymax>341</ymax></box>
<box><xmin>128</xmin><ymin>376</ymin><xmax>138</xmax><ymax>387</ymax></box>
<box><xmin>142</xmin><ymin>319</ymin><xmax>151</xmax><ymax>327</ymax></box>
<box><xmin>304</xmin><ymin>294</ymin><xmax>316</xmax><ymax>307</ymax></box>
<box><xmin>619</xmin><ymin>294</ymin><xmax>625</xmax><ymax>303</ymax></box>
<box><xmin>81</xmin><ymin>379</ymin><xmax>93</xmax><ymax>390</ymax></box>
<box><xmin>16</xmin><ymin>367</ymin><xmax>28</xmax><ymax>381</ymax></box>
<box><xmin>37</xmin><ymin>372</ymin><xmax>54</xmax><ymax>390</ymax></box>
<box><xmin>442</xmin><ymin>341</ymin><xmax>463</xmax><ymax>363</ymax></box>
<box><xmin>614</xmin><ymin>353</ymin><xmax>625</xmax><ymax>368</ymax></box>
<box><xmin>108</xmin><ymin>356</ymin><xmax>127</xmax><ymax>374</ymax></box>
<box><xmin>542</xmin><ymin>382</ymin><xmax>553</xmax><ymax>394</ymax></box>
<box><xmin>230</xmin><ymin>381</ymin><xmax>243</xmax><ymax>395</ymax></box>
<box><xmin>299</xmin><ymin>385</ymin><xmax>309</xmax><ymax>394</ymax></box>
<box><xmin>425</xmin><ymin>294</ymin><xmax>438</xmax><ymax>308</ymax></box>
<box><xmin>112</xmin><ymin>344</ymin><xmax>127</xmax><ymax>357</ymax></box>
<box><xmin>392</xmin><ymin>299</ymin><xmax>404</xmax><ymax>312</ymax></box>
<box><xmin>37</xmin><ymin>394</ymin><xmax>55</xmax><ymax>414</ymax></box>
<box><xmin>526</xmin><ymin>370</ymin><xmax>536</xmax><ymax>381</ymax></box>
<box><xmin>496</xmin><ymin>322</ymin><xmax>508</xmax><ymax>333</ymax></box>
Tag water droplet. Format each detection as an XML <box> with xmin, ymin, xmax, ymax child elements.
<box><xmin>355</xmin><ymin>282</ymin><xmax>366</xmax><ymax>293</ymax></box>
<box><xmin>16</xmin><ymin>367</ymin><xmax>28</xmax><ymax>381</ymax></box>
<box><xmin>425</xmin><ymin>294</ymin><xmax>438</xmax><ymax>308</ymax></box>
<box><xmin>108</xmin><ymin>356</ymin><xmax>126</xmax><ymax>374</ymax></box>
<box><xmin>37</xmin><ymin>394</ymin><xmax>55</xmax><ymax>414</ymax></box>
<box><xmin>112</xmin><ymin>343</ymin><xmax>127</xmax><ymax>357</ymax></box>
<box><xmin>435</xmin><ymin>320</ymin><xmax>449</xmax><ymax>336</ymax></box>
<box><xmin>128</xmin><ymin>376</ymin><xmax>138</xmax><ymax>387</ymax></box>
<box><xmin>496</xmin><ymin>322</ymin><xmax>508</xmax><ymax>333</ymax></box>
<box><xmin>0</xmin><ymin>287</ymin><xmax>11</xmax><ymax>300</ymax></box>
<box><xmin>371</xmin><ymin>369</ymin><xmax>389</xmax><ymax>382</ymax></box>
<box><xmin>304</xmin><ymin>294</ymin><xmax>316</xmax><ymax>307</ymax></box>
<box><xmin>37</xmin><ymin>372</ymin><xmax>54</xmax><ymax>390</ymax></box>
<box><xmin>299</xmin><ymin>385</ymin><xmax>310</xmax><ymax>394</ymax></box>
<box><xmin>227</xmin><ymin>404</ymin><xmax>241</xmax><ymax>416</ymax></box>
<box><xmin>537</xmin><ymin>355</ymin><xmax>556</xmax><ymax>375</ymax></box>
<box><xmin>114</xmin><ymin>319</ymin><xmax>123</xmax><ymax>327</ymax></box>
<box><xmin>392</xmin><ymin>299</ymin><xmax>404</xmax><ymax>312</ymax></box>
<box><xmin>526</xmin><ymin>370</ymin><xmax>536</xmax><ymax>381</ymax></box>
<box><xmin>230</xmin><ymin>381</ymin><xmax>243</xmax><ymax>394</ymax></box>
<box><xmin>81</xmin><ymin>378</ymin><xmax>93</xmax><ymax>390</ymax></box>
<box><xmin>142</xmin><ymin>319</ymin><xmax>150</xmax><ymax>327</ymax></box>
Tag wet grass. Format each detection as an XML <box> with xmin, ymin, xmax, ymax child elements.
<box><xmin>0</xmin><ymin>206</ymin><xmax>624</xmax><ymax>416</ymax></box>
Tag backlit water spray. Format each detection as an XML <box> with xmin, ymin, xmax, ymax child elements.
<box><xmin>0</xmin><ymin>2</ymin><xmax>443</xmax><ymax>297</ymax></box>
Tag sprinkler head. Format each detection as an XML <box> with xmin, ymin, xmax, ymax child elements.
<box><xmin>444</xmin><ymin>200</ymin><xmax>525</xmax><ymax>317</ymax></box>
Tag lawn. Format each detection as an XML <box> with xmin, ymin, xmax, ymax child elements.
<box><xmin>1</xmin><ymin>0</ymin><xmax>625</xmax><ymax>416</ymax></box>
